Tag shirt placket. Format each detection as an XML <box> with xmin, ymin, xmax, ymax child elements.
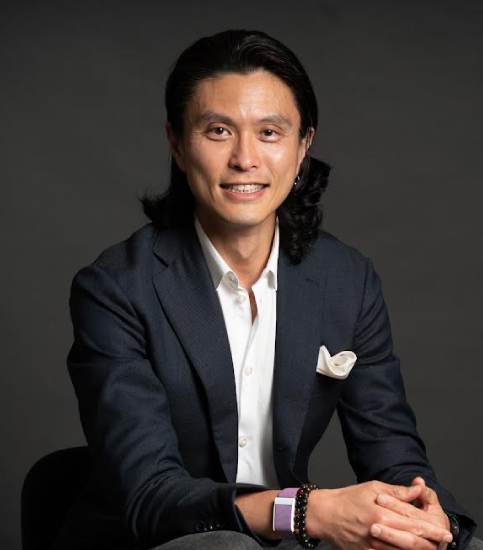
<box><xmin>238</xmin><ymin>284</ymin><xmax>266</xmax><ymax>481</ymax></box>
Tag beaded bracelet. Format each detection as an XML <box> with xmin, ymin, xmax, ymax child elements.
<box><xmin>294</xmin><ymin>482</ymin><xmax>320</xmax><ymax>549</ymax></box>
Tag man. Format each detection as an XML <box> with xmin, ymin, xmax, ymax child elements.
<box><xmin>57</xmin><ymin>30</ymin><xmax>479</xmax><ymax>550</ymax></box>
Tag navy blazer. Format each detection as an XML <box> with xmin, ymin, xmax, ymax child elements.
<box><xmin>57</xmin><ymin>220</ymin><xmax>476</xmax><ymax>549</ymax></box>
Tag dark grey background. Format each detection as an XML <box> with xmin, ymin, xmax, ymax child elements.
<box><xmin>2</xmin><ymin>1</ymin><xmax>482</xmax><ymax>548</ymax></box>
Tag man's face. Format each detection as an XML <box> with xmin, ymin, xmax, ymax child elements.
<box><xmin>167</xmin><ymin>69</ymin><xmax>313</xmax><ymax>233</ymax></box>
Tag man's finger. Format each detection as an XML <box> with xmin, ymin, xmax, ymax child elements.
<box><xmin>377</xmin><ymin>493</ymin><xmax>446</xmax><ymax>525</ymax></box>
<box><xmin>370</xmin><ymin>523</ymin><xmax>439</xmax><ymax>550</ymax></box>
<box><xmin>422</xmin><ymin>486</ymin><xmax>439</xmax><ymax>505</ymax></box>
<box><xmin>368</xmin><ymin>540</ymin><xmax>401</xmax><ymax>550</ymax></box>
<box><xmin>385</xmin><ymin>483</ymin><xmax>423</xmax><ymax>502</ymax></box>
<box><xmin>411</xmin><ymin>477</ymin><xmax>430</xmax><ymax>510</ymax></box>
<box><xmin>377</xmin><ymin>493</ymin><xmax>427</xmax><ymax>519</ymax></box>
<box><xmin>411</xmin><ymin>477</ymin><xmax>439</xmax><ymax>505</ymax></box>
<box><xmin>412</xmin><ymin>476</ymin><xmax>426</xmax><ymax>487</ymax></box>
<box><xmin>374</xmin><ymin>499</ymin><xmax>453</xmax><ymax>543</ymax></box>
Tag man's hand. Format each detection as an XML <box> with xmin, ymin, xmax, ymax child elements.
<box><xmin>305</xmin><ymin>480</ymin><xmax>453</xmax><ymax>550</ymax></box>
<box><xmin>371</xmin><ymin>476</ymin><xmax>451</xmax><ymax>549</ymax></box>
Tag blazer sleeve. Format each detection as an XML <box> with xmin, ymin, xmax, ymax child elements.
<box><xmin>67</xmin><ymin>262</ymin><xmax>268</xmax><ymax>547</ymax></box>
<box><xmin>336</xmin><ymin>257</ymin><xmax>477</xmax><ymax>548</ymax></box>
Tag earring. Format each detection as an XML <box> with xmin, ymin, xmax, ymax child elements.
<box><xmin>294</xmin><ymin>175</ymin><xmax>300</xmax><ymax>187</ymax></box>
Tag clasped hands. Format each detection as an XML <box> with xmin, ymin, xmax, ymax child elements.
<box><xmin>306</xmin><ymin>476</ymin><xmax>453</xmax><ymax>550</ymax></box>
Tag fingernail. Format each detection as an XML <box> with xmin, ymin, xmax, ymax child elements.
<box><xmin>377</xmin><ymin>494</ymin><xmax>390</xmax><ymax>505</ymax></box>
<box><xmin>444</xmin><ymin>534</ymin><xmax>453</xmax><ymax>543</ymax></box>
<box><xmin>371</xmin><ymin>524</ymin><xmax>382</xmax><ymax>536</ymax></box>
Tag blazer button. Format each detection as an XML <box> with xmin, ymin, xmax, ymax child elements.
<box><xmin>194</xmin><ymin>520</ymin><xmax>205</xmax><ymax>532</ymax></box>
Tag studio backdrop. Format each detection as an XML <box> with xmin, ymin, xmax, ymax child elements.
<box><xmin>1</xmin><ymin>1</ymin><xmax>482</xmax><ymax>549</ymax></box>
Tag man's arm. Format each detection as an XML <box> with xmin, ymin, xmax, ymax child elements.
<box><xmin>236</xmin><ymin>258</ymin><xmax>476</xmax><ymax>549</ymax></box>
<box><xmin>67</xmin><ymin>263</ymin><xmax>267</xmax><ymax>547</ymax></box>
<box><xmin>236</xmin><ymin>480</ymin><xmax>457</xmax><ymax>549</ymax></box>
<box><xmin>335</xmin><ymin>257</ymin><xmax>476</xmax><ymax>548</ymax></box>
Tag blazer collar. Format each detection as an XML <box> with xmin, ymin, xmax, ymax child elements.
<box><xmin>152</xmin><ymin>221</ymin><xmax>329</xmax><ymax>484</ymax></box>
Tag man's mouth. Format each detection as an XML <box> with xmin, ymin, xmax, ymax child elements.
<box><xmin>220</xmin><ymin>183</ymin><xmax>269</xmax><ymax>193</ymax></box>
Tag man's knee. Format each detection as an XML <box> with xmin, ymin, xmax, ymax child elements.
<box><xmin>468</xmin><ymin>536</ymin><xmax>483</xmax><ymax>550</ymax></box>
<box><xmin>150</xmin><ymin>530</ymin><xmax>262</xmax><ymax>549</ymax></box>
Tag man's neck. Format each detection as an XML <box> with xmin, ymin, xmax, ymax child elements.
<box><xmin>195</xmin><ymin>212</ymin><xmax>276</xmax><ymax>289</ymax></box>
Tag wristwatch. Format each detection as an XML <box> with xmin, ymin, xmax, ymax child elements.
<box><xmin>273</xmin><ymin>487</ymin><xmax>298</xmax><ymax>537</ymax></box>
<box><xmin>446</xmin><ymin>512</ymin><xmax>460</xmax><ymax>549</ymax></box>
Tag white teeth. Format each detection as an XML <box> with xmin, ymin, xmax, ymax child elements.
<box><xmin>225</xmin><ymin>184</ymin><xmax>265</xmax><ymax>193</ymax></box>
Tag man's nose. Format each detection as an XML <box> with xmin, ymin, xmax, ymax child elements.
<box><xmin>228</xmin><ymin>133</ymin><xmax>260</xmax><ymax>171</ymax></box>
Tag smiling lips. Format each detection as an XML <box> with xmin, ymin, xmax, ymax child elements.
<box><xmin>220</xmin><ymin>183</ymin><xmax>269</xmax><ymax>193</ymax></box>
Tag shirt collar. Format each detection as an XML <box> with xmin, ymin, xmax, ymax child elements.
<box><xmin>194</xmin><ymin>215</ymin><xmax>279</xmax><ymax>291</ymax></box>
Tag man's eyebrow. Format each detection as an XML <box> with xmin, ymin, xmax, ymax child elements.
<box><xmin>194</xmin><ymin>111</ymin><xmax>293</xmax><ymax>129</ymax></box>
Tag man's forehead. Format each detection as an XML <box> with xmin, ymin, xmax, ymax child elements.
<box><xmin>184</xmin><ymin>71</ymin><xmax>300</xmax><ymax>127</ymax></box>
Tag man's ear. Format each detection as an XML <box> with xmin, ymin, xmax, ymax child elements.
<box><xmin>297</xmin><ymin>126</ymin><xmax>315</xmax><ymax>171</ymax></box>
<box><xmin>304</xmin><ymin>126</ymin><xmax>315</xmax><ymax>152</ymax></box>
<box><xmin>165</xmin><ymin>121</ymin><xmax>186</xmax><ymax>172</ymax></box>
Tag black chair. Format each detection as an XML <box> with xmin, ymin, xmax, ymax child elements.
<box><xmin>21</xmin><ymin>446</ymin><xmax>92</xmax><ymax>550</ymax></box>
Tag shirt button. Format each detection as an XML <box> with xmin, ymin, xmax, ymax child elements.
<box><xmin>236</xmin><ymin>294</ymin><xmax>246</xmax><ymax>304</ymax></box>
<box><xmin>244</xmin><ymin>366</ymin><xmax>253</xmax><ymax>376</ymax></box>
<box><xmin>238</xmin><ymin>436</ymin><xmax>248</xmax><ymax>448</ymax></box>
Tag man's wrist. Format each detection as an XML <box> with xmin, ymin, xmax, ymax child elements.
<box><xmin>305</xmin><ymin>488</ymin><xmax>332</xmax><ymax>541</ymax></box>
<box><xmin>235</xmin><ymin>490</ymin><xmax>281</xmax><ymax>540</ymax></box>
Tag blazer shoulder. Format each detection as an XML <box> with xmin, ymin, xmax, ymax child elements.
<box><xmin>71</xmin><ymin>222</ymin><xmax>159</xmax><ymax>290</ymax></box>
<box><xmin>308</xmin><ymin>230</ymin><xmax>380</xmax><ymax>318</ymax></box>
<box><xmin>311</xmin><ymin>229</ymin><xmax>372</xmax><ymax>275</ymax></box>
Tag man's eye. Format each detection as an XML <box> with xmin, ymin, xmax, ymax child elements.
<box><xmin>262</xmin><ymin>128</ymin><xmax>279</xmax><ymax>139</ymax></box>
<box><xmin>208</xmin><ymin>127</ymin><xmax>228</xmax><ymax>136</ymax></box>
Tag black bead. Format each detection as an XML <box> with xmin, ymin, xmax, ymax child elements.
<box><xmin>294</xmin><ymin>482</ymin><xmax>320</xmax><ymax>549</ymax></box>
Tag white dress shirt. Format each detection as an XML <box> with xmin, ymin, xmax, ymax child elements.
<box><xmin>194</xmin><ymin>215</ymin><xmax>280</xmax><ymax>488</ymax></box>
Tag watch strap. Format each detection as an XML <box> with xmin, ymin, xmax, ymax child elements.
<box><xmin>446</xmin><ymin>512</ymin><xmax>460</xmax><ymax>549</ymax></box>
<box><xmin>273</xmin><ymin>487</ymin><xmax>299</xmax><ymax>537</ymax></box>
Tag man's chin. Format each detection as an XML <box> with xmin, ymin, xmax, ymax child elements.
<box><xmin>218</xmin><ymin>213</ymin><xmax>276</xmax><ymax>231</ymax></box>
<box><xmin>195</xmin><ymin>205</ymin><xmax>277</xmax><ymax>232</ymax></box>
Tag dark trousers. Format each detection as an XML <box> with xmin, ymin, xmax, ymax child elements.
<box><xmin>151</xmin><ymin>531</ymin><xmax>483</xmax><ymax>549</ymax></box>
<box><xmin>150</xmin><ymin>531</ymin><xmax>333</xmax><ymax>548</ymax></box>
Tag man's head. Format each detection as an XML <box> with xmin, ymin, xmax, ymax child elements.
<box><xmin>167</xmin><ymin>69</ymin><xmax>313</xmax><ymax>233</ymax></box>
<box><xmin>142</xmin><ymin>29</ymin><xmax>330</xmax><ymax>263</ymax></box>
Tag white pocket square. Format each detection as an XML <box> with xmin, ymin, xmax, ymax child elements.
<box><xmin>316</xmin><ymin>345</ymin><xmax>357</xmax><ymax>379</ymax></box>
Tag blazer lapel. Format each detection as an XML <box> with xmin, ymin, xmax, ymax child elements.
<box><xmin>152</xmin><ymin>223</ymin><xmax>239</xmax><ymax>482</ymax></box>
<box><xmin>272</xmin><ymin>244</ymin><xmax>329</xmax><ymax>484</ymax></box>
<box><xmin>151</xmin><ymin>222</ymin><xmax>331</xmax><ymax>486</ymax></box>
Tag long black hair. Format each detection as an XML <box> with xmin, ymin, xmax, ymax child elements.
<box><xmin>141</xmin><ymin>29</ymin><xmax>330</xmax><ymax>264</ymax></box>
